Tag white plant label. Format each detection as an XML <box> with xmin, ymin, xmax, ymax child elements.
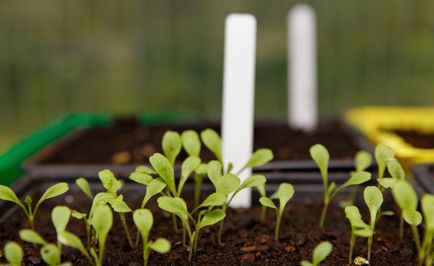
<box><xmin>222</xmin><ymin>14</ymin><xmax>256</xmax><ymax>207</ymax></box>
<box><xmin>288</xmin><ymin>4</ymin><xmax>318</xmax><ymax>130</ymax></box>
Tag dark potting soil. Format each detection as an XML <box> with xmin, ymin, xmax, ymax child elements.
<box><xmin>38</xmin><ymin>119</ymin><xmax>360</xmax><ymax>165</ymax></box>
<box><xmin>393</xmin><ymin>130</ymin><xmax>434</xmax><ymax>149</ymax></box>
<box><xmin>0</xmin><ymin>187</ymin><xmax>418</xmax><ymax>265</ymax></box>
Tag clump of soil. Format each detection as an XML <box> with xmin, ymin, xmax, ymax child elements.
<box><xmin>0</xmin><ymin>185</ymin><xmax>418</xmax><ymax>265</ymax></box>
<box><xmin>36</xmin><ymin>119</ymin><xmax>361</xmax><ymax>165</ymax></box>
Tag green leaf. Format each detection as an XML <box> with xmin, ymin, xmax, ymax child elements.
<box><xmin>19</xmin><ymin>229</ymin><xmax>47</xmax><ymax>245</ymax></box>
<box><xmin>375</xmin><ymin>144</ymin><xmax>395</xmax><ymax>178</ymax></box>
<box><xmin>135</xmin><ymin>165</ymin><xmax>156</xmax><ymax>175</ymax></box>
<box><xmin>256</xmin><ymin>183</ymin><xmax>266</xmax><ymax>197</ymax></box>
<box><xmin>242</xmin><ymin>148</ymin><xmax>273</xmax><ymax>169</ymax></box>
<box><xmin>312</xmin><ymin>241</ymin><xmax>332</xmax><ymax>265</ymax></box>
<box><xmin>162</xmin><ymin>131</ymin><xmax>182</xmax><ymax>165</ymax></box>
<box><xmin>178</xmin><ymin>156</ymin><xmax>201</xmax><ymax>194</ymax></box>
<box><xmin>272</xmin><ymin>183</ymin><xmax>295</xmax><ymax>209</ymax></box>
<box><xmin>207</xmin><ymin>160</ymin><xmax>223</xmax><ymax>186</ymax></box>
<box><xmin>90</xmin><ymin>205</ymin><xmax>113</xmax><ymax>240</ymax></box>
<box><xmin>344</xmin><ymin>171</ymin><xmax>371</xmax><ymax>187</ymax></box>
<box><xmin>37</xmin><ymin>182</ymin><xmax>69</xmax><ymax>206</ymax></box>
<box><xmin>157</xmin><ymin>196</ymin><xmax>189</xmax><ymax>221</ymax></box>
<box><xmin>422</xmin><ymin>194</ymin><xmax>434</xmax><ymax>231</ymax></box>
<box><xmin>377</xmin><ymin>177</ymin><xmax>396</xmax><ymax>189</ymax></box>
<box><xmin>129</xmin><ymin>172</ymin><xmax>154</xmax><ymax>186</ymax></box>
<box><xmin>363</xmin><ymin>186</ymin><xmax>383</xmax><ymax>224</ymax></box>
<box><xmin>75</xmin><ymin>178</ymin><xmax>93</xmax><ymax>199</ymax></box>
<box><xmin>300</xmin><ymin>261</ymin><xmax>314</xmax><ymax>266</ymax></box>
<box><xmin>41</xmin><ymin>244</ymin><xmax>60</xmax><ymax>266</ymax></box>
<box><xmin>4</xmin><ymin>242</ymin><xmax>23</xmax><ymax>266</ymax></box>
<box><xmin>236</xmin><ymin>175</ymin><xmax>266</xmax><ymax>194</ymax></box>
<box><xmin>354</xmin><ymin>228</ymin><xmax>373</xmax><ymax>237</ymax></box>
<box><xmin>198</xmin><ymin>209</ymin><xmax>226</xmax><ymax>229</ymax></box>
<box><xmin>201</xmin><ymin>129</ymin><xmax>222</xmax><ymax>162</ymax></box>
<box><xmin>98</xmin><ymin>170</ymin><xmax>122</xmax><ymax>194</ymax></box>
<box><xmin>52</xmin><ymin>206</ymin><xmax>71</xmax><ymax>234</ymax></box>
<box><xmin>391</xmin><ymin>180</ymin><xmax>418</xmax><ymax>211</ymax></box>
<box><xmin>58</xmin><ymin>231</ymin><xmax>88</xmax><ymax>258</ymax></box>
<box><xmin>133</xmin><ymin>209</ymin><xmax>153</xmax><ymax>236</ymax></box>
<box><xmin>199</xmin><ymin>193</ymin><xmax>226</xmax><ymax>208</ymax></box>
<box><xmin>215</xmin><ymin>173</ymin><xmax>240</xmax><ymax>196</ymax></box>
<box><xmin>0</xmin><ymin>185</ymin><xmax>24</xmax><ymax>209</ymax></box>
<box><xmin>108</xmin><ymin>195</ymin><xmax>132</xmax><ymax>213</ymax></box>
<box><xmin>387</xmin><ymin>158</ymin><xmax>405</xmax><ymax>180</ymax></box>
<box><xmin>259</xmin><ymin>197</ymin><xmax>277</xmax><ymax>209</ymax></box>
<box><xmin>195</xmin><ymin>163</ymin><xmax>208</xmax><ymax>175</ymax></box>
<box><xmin>345</xmin><ymin>205</ymin><xmax>362</xmax><ymax>221</ymax></box>
<box><xmin>403</xmin><ymin>209</ymin><xmax>422</xmax><ymax>226</ymax></box>
<box><xmin>149</xmin><ymin>238</ymin><xmax>171</xmax><ymax>254</ymax></box>
<box><xmin>141</xmin><ymin>178</ymin><xmax>167</xmax><ymax>208</ymax></box>
<box><xmin>150</xmin><ymin>153</ymin><xmax>176</xmax><ymax>195</ymax></box>
<box><xmin>355</xmin><ymin>151</ymin><xmax>372</xmax><ymax>172</ymax></box>
<box><xmin>71</xmin><ymin>210</ymin><xmax>87</xmax><ymax>220</ymax></box>
<box><xmin>309</xmin><ymin>144</ymin><xmax>329</xmax><ymax>184</ymax></box>
<box><xmin>90</xmin><ymin>192</ymin><xmax>115</xmax><ymax>216</ymax></box>
<box><xmin>182</xmin><ymin>130</ymin><xmax>201</xmax><ymax>157</ymax></box>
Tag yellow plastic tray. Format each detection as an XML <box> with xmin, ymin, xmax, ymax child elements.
<box><xmin>345</xmin><ymin>106</ymin><xmax>434</xmax><ymax>167</ymax></box>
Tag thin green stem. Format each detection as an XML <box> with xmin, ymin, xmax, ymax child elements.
<box><xmin>143</xmin><ymin>245</ymin><xmax>150</xmax><ymax>266</ymax></box>
<box><xmin>410</xmin><ymin>225</ymin><xmax>421</xmax><ymax>252</ymax></box>
<box><xmin>399</xmin><ymin>214</ymin><xmax>404</xmax><ymax>240</ymax></box>
<box><xmin>172</xmin><ymin>214</ymin><xmax>179</xmax><ymax>233</ymax></box>
<box><xmin>349</xmin><ymin>233</ymin><xmax>356</xmax><ymax>264</ymax></box>
<box><xmin>193</xmin><ymin>174</ymin><xmax>203</xmax><ymax>207</ymax></box>
<box><xmin>319</xmin><ymin>201</ymin><xmax>329</xmax><ymax>228</ymax></box>
<box><xmin>275</xmin><ymin>211</ymin><xmax>282</xmax><ymax>241</ymax></box>
<box><xmin>367</xmin><ymin>236</ymin><xmax>373</xmax><ymax>261</ymax></box>
<box><xmin>119</xmin><ymin>213</ymin><xmax>134</xmax><ymax>248</ymax></box>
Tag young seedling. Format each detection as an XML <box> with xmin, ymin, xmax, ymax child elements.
<box><xmin>19</xmin><ymin>229</ymin><xmax>71</xmax><ymax>266</ymax></box>
<box><xmin>1</xmin><ymin>242</ymin><xmax>23</xmax><ymax>266</ymax></box>
<box><xmin>374</xmin><ymin>143</ymin><xmax>395</xmax><ymax>180</ymax></box>
<box><xmin>310</xmin><ymin>144</ymin><xmax>371</xmax><ymax>228</ymax></box>
<box><xmin>344</xmin><ymin>205</ymin><xmax>373</xmax><ymax>263</ymax></box>
<box><xmin>206</xmin><ymin>160</ymin><xmax>267</xmax><ymax>245</ymax></box>
<box><xmin>256</xmin><ymin>183</ymin><xmax>267</xmax><ymax>223</ymax></box>
<box><xmin>421</xmin><ymin>194</ymin><xmax>434</xmax><ymax>265</ymax></box>
<box><xmin>0</xmin><ymin>182</ymin><xmax>69</xmax><ymax>229</ymax></box>
<box><xmin>157</xmin><ymin>194</ymin><xmax>226</xmax><ymax>261</ymax></box>
<box><xmin>200</xmin><ymin>129</ymin><xmax>222</xmax><ymax>163</ymax></box>
<box><xmin>133</xmin><ymin>209</ymin><xmax>171</xmax><ymax>266</ymax></box>
<box><xmin>300</xmin><ymin>241</ymin><xmax>333</xmax><ymax>266</ymax></box>
<box><xmin>162</xmin><ymin>131</ymin><xmax>182</xmax><ymax>166</ymax></box>
<box><xmin>259</xmin><ymin>183</ymin><xmax>295</xmax><ymax>241</ymax></box>
<box><xmin>363</xmin><ymin>186</ymin><xmax>383</xmax><ymax>261</ymax></box>
<box><xmin>60</xmin><ymin>204</ymin><xmax>113</xmax><ymax>266</ymax></box>
<box><xmin>391</xmin><ymin>180</ymin><xmax>422</xmax><ymax>256</ymax></box>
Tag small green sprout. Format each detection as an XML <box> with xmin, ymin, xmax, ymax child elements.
<box><xmin>237</xmin><ymin>148</ymin><xmax>273</xmax><ymax>174</ymax></box>
<box><xmin>310</xmin><ymin>144</ymin><xmax>371</xmax><ymax>228</ymax></box>
<box><xmin>162</xmin><ymin>131</ymin><xmax>182</xmax><ymax>165</ymax></box>
<box><xmin>20</xmin><ymin>229</ymin><xmax>71</xmax><ymax>266</ymax></box>
<box><xmin>256</xmin><ymin>183</ymin><xmax>267</xmax><ymax>223</ymax></box>
<box><xmin>300</xmin><ymin>241</ymin><xmax>333</xmax><ymax>266</ymax></box>
<box><xmin>133</xmin><ymin>209</ymin><xmax>171</xmax><ymax>266</ymax></box>
<box><xmin>2</xmin><ymin>242</ymin><xmax>23</xmax><ymax>266</ymax></box>
<box><xmin>391</xmin><ymin>180</ymin><xmax>422</xmax><ymax>254</ymax></box>
<box><xmin>345</xmin><ymin>205</ymin><xmax>373</xmax><ymax>263</ymax></box>
<box><xmin>355</xmin><ymin>150</ymin><xmax>372</xmax><ymax>172</ymax></box>
<box><xmin>363</xmin><ymin>186</ymin><xmax>383</xmax><ymax>261</ymax></box>
<box><xmin>200</xmin><ymin>129</ymin><xmax>222</xmax><ymax>162</ymax></box>
<box><xmin>157</xmin><ymin>194</ymin><xmax>226</xmax><ymax>261</ymax></box>
<box><xmin>374</xmin><ymin>143</ymin><xmax>395</xmax><ymax>180</ymax></box>
<box><xmin>0</xmin><ymin>182</ymin><xmax>69</xmax><ymax>229</ymax></box>
<box><xmin>75</xmin><ymin>177</ymin><xmax>93</xmax><ymax>199</ymax></box>
<box><xmin>89</xmin><ymin>204</ymin><xmax>113</xmax><ymax>266</ymax></box>
<box><xmin>259</xmin><ymin>183</ymin><xmax>295</xmax><ymax>240</ymax></box>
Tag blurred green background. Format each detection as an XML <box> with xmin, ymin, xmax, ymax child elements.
<box><xmin>1</xmin><ymin>0</ymin><xmax>434</xmax><ymax>150</ymax></box>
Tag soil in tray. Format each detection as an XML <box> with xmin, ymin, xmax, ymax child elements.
<box><xmin>38</xmin><ymin>119</ymin><xmax>360</xmax><ymax>165</ymax></box>
<box><xmin>0</xmin><ymin>189</ymin><xmax>418</xmax><ymax>265</ymax></box>
<box><xmin>393</xmin><ymin>129</ymin><xmax>434</xmax><ymax>149</ymax></box>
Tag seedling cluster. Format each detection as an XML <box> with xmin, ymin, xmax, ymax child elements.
<box><xmin>0</xmin><ymin>129</ymin><xmax>432</xmax><ymax>265</ymax></box>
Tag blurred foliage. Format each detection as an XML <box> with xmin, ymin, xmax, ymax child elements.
<box><xmin>0</xmin><ymin>0</ymin><xmax>434</xmax><ymax>147</ymax></box>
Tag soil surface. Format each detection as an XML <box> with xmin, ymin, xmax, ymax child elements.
<box><xmin>0</xmin><ymin>184</ymin><xmax>418</xmax><ymax>265</ymax></box>
<box><xmin>393</xmin><ymin>130</ymin><xmax>434</xmax><ymax>149</ymax></box>
<box><xmin>36</xmin><ymin>119</ymin><xmax>361</xmax><ymax>165</ymax></box>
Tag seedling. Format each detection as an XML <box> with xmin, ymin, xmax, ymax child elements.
<box><xmin>345</xmin><ymin>205</ymin><xmax>373</xmax><ymax>263</ymax></box>
<box><xmin>1</xmin><ymin>242</ymin><xmax>23</xmax><ymax>266</ymax></box>
<box><xmin>59</xmin><ymin>204</ymin><xmax>113</xmax><ymax>266</ymax></box>
<box><xmin>259</xmin><ymin>183</ymin><xmax>295</xmax><ymax>240</ymax></box>
<box><xmin>256</xmin><ymin>183</ymin><xmax>267</xmax><ymax>223</ymax></box>
<box><xmin>133</xmin><ymin>209</ymin><xmax>171</xmax><ymax>266</ymax></box>
<box><xmin>206</xmin><ymin>160</ymin><xmax>267</xmax><ymax>244</ymax></box>
<box><xmin>157</xmin><ymin>194</ymin><xmax>226</xmax><ymax>261</ymax></box>
<box><xmin>391</xmin><ymin>180</ymin><xmax>423</xmax><ymax>259</ymax></box>
<box><xmin>374</xmin><ymin>143</ymin><xmax>395</xmax><ymax>180</ymax></box>
<box><xmin>310</xmin><ymin>144</ymin><xmax>371</xmax><ymax>228</ymax></box>
<box><xmin>0</xmin><ymin>182</ymin><xmax>69</xmax><ymax>229</ymax></box>
<box><xmin>363</xmin><ymin>186</ymin><xmax>383</xmax><ymax>260</ymax></box>
<box><xmin>300</xmin><ymin>241</ymin><xmax>333</xmax><ymax>266</ymax></box>
<box><xmin>421</xmin><ymin>194</ymin><xmax>434</xmax><ymax>265</ymax></box>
